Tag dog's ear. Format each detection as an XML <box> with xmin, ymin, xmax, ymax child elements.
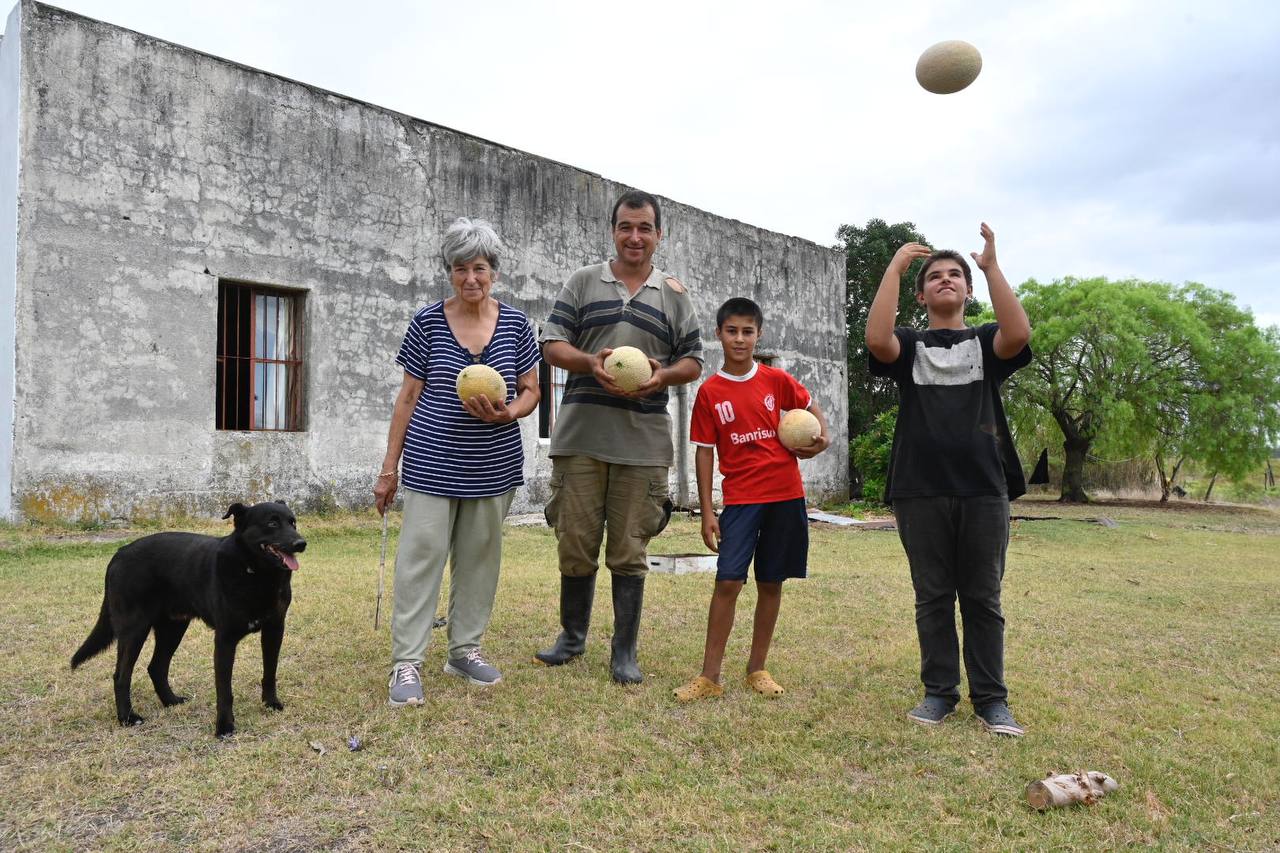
<box><xmin>222</xmin><ymin>503</ymin><xmax>248</xmax><ymax>523</ymax></box>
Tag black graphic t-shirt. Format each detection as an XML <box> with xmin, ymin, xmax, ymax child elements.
<box><xmin>868</xmin><ymin>323</ymin><xmax>1031</xmax><ymax>503</ymax></box>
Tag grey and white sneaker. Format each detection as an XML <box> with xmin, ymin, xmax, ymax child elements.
<box><xmin>388</xmin><ymin>662</ymin><xmax>424</xmax><ymax>707</ymax></box>
<box><xmin>976</xmin><ymin>702</ymin><xmax>1026</xmax><ymax>737</ymax></box>
<box><xmin>907</xmin><ymin>695</ymin><xmax>957</xmax><ymax>726</ymax></box>
<box><xmin>443</xmin><ymin>649</ymin><xmax>502</xmax><ymax>686</ymax></box>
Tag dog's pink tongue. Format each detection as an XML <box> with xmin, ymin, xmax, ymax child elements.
<box><xmin>283</xmin><ymin>552</ymin><xmax>300</xmax><ymax>572</ymax></box>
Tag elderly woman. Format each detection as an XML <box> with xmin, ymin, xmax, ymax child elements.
<box><xmin>374</xmin><ymin>217</ymin><xmax>540</xmax><ymax>705</ymax></box>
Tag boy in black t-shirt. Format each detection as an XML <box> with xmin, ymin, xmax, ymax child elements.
<box><xmin>865</xmin><ymin>223</ymin><xmax>1032</xmax><ymax>737</ymax></box>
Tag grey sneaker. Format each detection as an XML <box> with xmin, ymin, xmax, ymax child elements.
<box><xmin>907</xmin><ymin>695</ymin><xmax>957</xmax><ymax>726</ymax></box>
<box><xmin>443</xmin><ymin>649</ymin><xmax>502</xmax><ymax>686</ymax></box>
<box><xmin>388</xmin><ymin>662</ymin><xmax>424</xmax><ymax>707</ymax></box>
<box><xmin>976</xmin><ymin>702</ymin><xmax>1025</xmax><ymax>737</ymax></box>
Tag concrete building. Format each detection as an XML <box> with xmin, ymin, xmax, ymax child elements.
<box><xmin>0</xmin><ymin>2</ymin><xmax>846</xmax><ymax>523</ymax></box>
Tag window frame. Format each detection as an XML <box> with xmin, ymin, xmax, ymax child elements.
<box><xmin>537</xmin><ymin>360</ymin><xmax>568</xmax><ymax>439</ymax></box>
<box><xmin>216</xmin><ymin>279</ymin><xmax>307</xmax><ymax>432</ymax></box>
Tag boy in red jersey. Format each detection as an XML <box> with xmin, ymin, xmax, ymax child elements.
<box><xmin>674</xmin><ymin>298</ymin><xmax>831</xmax><ymax>701</ymax></box>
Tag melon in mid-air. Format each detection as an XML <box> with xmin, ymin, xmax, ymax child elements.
<box><xmin>778</xmin><ymin>408</ymin><xmax>821</xmax><ymax>450</ymax></box>
<box><xmin>607</xmin><ymin>346</ymin><xmax>653</xmax><ymax>392</ymax></box>
<box><xmin>456</xmin><ymin>364</ymin><xmax>506</xmax><ymax>404</ymax></box>
<box><xmin>915</xmin><ymin>40</ymin><xmax>982</xmax><ymax>94</ymax></box>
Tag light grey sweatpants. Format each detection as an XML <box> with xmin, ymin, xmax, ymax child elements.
<box><xmin>391</xmin><ymin>487</ymin><xmax>515</xmax><ymax>666</ymax></box>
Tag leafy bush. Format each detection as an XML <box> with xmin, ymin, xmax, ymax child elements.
<box><xmin>850</xmin><ymin>407</ymin><xmax>898</xmax><ymax>505</ymax></box>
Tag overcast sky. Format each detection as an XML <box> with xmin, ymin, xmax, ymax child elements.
<box><xmin>12</xmin><ymin>0</ymin><xmax>1280</xmax><ymax>328</ymax></box>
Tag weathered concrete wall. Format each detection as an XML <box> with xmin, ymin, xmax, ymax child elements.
<box><xmin>8</xmin><ymin>1</ymin><xmax>847</xmax><ymax>522</ymax></box>
<box><xmin>0</xmin><ymin>7</ymin><xmax>20</xmax><ymax>519</ymax></box>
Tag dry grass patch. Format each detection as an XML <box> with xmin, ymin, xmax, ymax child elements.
<box><xmin>0</xmin><ymin>498</ymin><xmax>1277</xmax><ymax>850</ymax></box>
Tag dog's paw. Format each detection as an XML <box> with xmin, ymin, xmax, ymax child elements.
<box><xmin>263</xmin><ymin>697</ymin><xmax>285</xmax><ymax>712</ymax></box>
<box><xmin>119</xmin><ymin>712</ymin><xmax>145</xmax><ymax>727</ymax></box>
<box><xmin>161</xmin><ymin>694</ymin><xmax>190</xmax><ymax>707</ymax></box>
<box><xmin>215</xmin><ymin>724</ymin><xmax>236</xmax><ymax>739</ymax></box>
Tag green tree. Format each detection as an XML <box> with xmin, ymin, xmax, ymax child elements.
<box><xmin>1146</xmin><ymin>285</ymin><xmax>1280</xmax><ymax>500</ymax></box>
<box><xmin>1006</xmin><ymin>278</ymin><xmax>1207</xmax><ymax>502</ymax></box>
<box><xmin>838</xmin><ymin>218</ymin><xmax>988</xmax><ymax>498</ymax></box>
<box><xmin>839</xmin><ymin>219</ymin><xmax>928</xmax><ymax>433</ymax></box>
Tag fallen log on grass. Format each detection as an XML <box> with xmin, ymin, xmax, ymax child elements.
<box><xmin>1026</xmin><ymin>771</ymin><xmax>1119</xmax><ymax>810</ymax></box>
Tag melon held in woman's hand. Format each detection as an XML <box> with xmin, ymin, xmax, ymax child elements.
<box><xmin>456</xmin><ymin>364</ymin><xmax>506</xmax><ymax>404</ymax></box>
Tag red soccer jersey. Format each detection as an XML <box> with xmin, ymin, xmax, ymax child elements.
<box><xmin>690</xmin><ymin>362</ymin><xmax>812</xmax><ymax>505</ymax></box>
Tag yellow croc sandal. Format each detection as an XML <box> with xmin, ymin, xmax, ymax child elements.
<box><xmin>746</xmin><ymin>670</ymin><xmax>784</xmax><ymax>697</ymax></box>
<box><xmin>673</xmin><ymin>676</ymin><xmax>724</xmax><ymax>702</ymax></box>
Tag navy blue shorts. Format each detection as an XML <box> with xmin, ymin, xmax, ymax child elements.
<box><xmin>715</xmin><ymin>497</ymin><xmax>809</xmax><ymax>583</ymax></box>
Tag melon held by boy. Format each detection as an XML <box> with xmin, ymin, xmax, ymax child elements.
<box><xmin>778</xmin><ymin>408</ymin><xmax>821</xmax><ymax>450</ymax></box>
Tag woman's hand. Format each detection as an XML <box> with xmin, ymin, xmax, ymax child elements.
<box><xmin>373</xmin><ymin>471</ymin><xmax>399</xmax><ymax>516</ymax></box>
<box><xmin>462</xmin><ymin>394</ymin><xmax>516</xmax><ymax>424</ymax></box>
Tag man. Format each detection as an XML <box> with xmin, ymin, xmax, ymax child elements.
<box><xmin>535</xmin><ymin>190</ymin><xmax>704</xmax><ymax>684</ymax></box>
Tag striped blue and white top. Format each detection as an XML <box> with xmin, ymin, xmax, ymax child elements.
<box><xmin>396</xmin><ymin>300</ymin><xmax>540</xmax><ymax>498</ymax></box>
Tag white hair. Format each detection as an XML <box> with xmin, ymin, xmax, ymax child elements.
<box><xmin>440</xmin><ymin>217</ymin><xmax>504</xmax><ymax>271</ymax></box>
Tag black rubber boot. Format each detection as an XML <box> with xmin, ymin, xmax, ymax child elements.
<box><xmin>609</xmin><ymin>574</ymin><xmax>645</xmax><ymax>685</ymax></box>
<box><xmin>534</xmin><ymin>573</ymin><xmax>596</xmax><ymax>666</ymax></box>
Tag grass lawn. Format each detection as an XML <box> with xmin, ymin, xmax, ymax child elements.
<box><xmin>1</xmin><ymin>497</ymin><xmax>1277</xmax><ymax>850</ymax></box>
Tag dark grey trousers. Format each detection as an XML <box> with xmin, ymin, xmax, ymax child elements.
<box><xmin>893</xmin><ymin>495</ymin><xmax>1010</xmax><ymax>708</ymax></box>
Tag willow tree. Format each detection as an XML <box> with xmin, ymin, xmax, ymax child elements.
<box><xmin>1006</xmin><ymin>278</ymin><xmax>1205</xmax><ymax>502</ymax></box>
<box><xmin>1145</xmin><ymin>285</ymin><xmax>1280</xmax><ymax>500</ymax></box>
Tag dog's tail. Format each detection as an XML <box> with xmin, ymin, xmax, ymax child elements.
<box><xmin>71</xmin><ymin>598</ymin><xmax>114</xmax><ymax>668</ymax></box>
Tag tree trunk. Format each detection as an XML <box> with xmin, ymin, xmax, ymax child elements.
<box><xmin>1156</xmin><ymin>454</ymin><xmax>1184</xmax><ymax>503</ymax></box>
<box><xmin>1203</xmin><ymin>472</ymin><xmax>1218</xmax><ymax>502</ymax></box>
<box><xmin>1059</xmin><ymin>437</ymin><xmax>1090</xmax><ymax>503</ymax></box>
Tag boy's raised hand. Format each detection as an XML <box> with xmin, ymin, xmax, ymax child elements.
<box><xmin>891</xmin><ymin>242</ymin><xmax>932</xmax><ymax>275</ymax></box>
<box><xmin>970</xmin><ymin>222</ymin><xmax>998</xmax><ymax>271</ymax></box>
<box><xmin>701</xmin><ymin>513</ymin><xmax>720</xmax><ymax>553</ymax></box>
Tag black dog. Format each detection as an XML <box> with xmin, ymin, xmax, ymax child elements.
<box><xmin>71</xmin><ymin>501</ymin><xmax>304</xmax><ymax>737</ymax></box>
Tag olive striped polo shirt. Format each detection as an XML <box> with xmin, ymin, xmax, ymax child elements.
<box><xmin>540</xmin><ymin>262</ymin><xmax>703</xmax><ymax>466</ymax></box>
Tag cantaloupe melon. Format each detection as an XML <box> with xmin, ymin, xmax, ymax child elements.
<box><xmin>915</xmin><ymin>40</ymin><xmax>982</xmax><ymax>95</ymax></box>
<box><xmin>778</xmin><ymin>408</ymin><xmax>821</xmax><ymax>450</ymax></box>
<box><xmin>456</xmin><ymin>364</ymin><xmax>506</xmax><ymax>404</ymax></box>
<box><xmin>607</xmin><ymin>346</ymin><xmax>653</xmax><ymax>392</ymax></box>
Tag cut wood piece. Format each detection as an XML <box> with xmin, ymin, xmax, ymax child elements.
<box><xmin>1026</xmin><ymin>771</ymin><xmax>1119</xmax><ymax>810</ymax></box>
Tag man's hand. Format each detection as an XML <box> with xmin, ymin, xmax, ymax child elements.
<box><xmin>593</xmin><ymin>351</ymin><xmax>667</xmax><ymax>398</ymax></box>
<box><xmin>970</xmin><ymin>222</ymin><xmax>998</xmax><ymax>272</ymax></box>
<box><xmin>790</xmin><ymin>432</ymin><xmax>831</xmax><ymax>460</ymax></box>
<box><xmin>462</xmin><ymin>394</ymin><xmax>515</xmax><ymax>424</ymax></box>
<box><xmin>624</xmin><ymin>358</ymin><xmax>668</xmax><ymax>398</ymax></box>
<box><xmin>891</xmin><ymin>242</ymin><xmax>932</xmax><ymax>275</ymax></box>
<box><xmin>591</xmin><ymin>348</ymin><xmax>629</xmax><ymax>396</ymax></box>
<box><xmin>701</xmin><ymin>514</ymin><xmax>720</xmax><ymax>553</ymax></box>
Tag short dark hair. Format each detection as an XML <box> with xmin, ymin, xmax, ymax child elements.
<box><xmin>716</xmin><ymin>297</ymin><xmax>764</xmax><ymax>330</ymax></box>
<box><xmin>611</xmin><ymin>190</ymin><xmax>662</xmax><ymax>231</ymax></box>
<box><xmin>915</xmin><ymin>250</ymin><xmax>972</xmax><ymax>294</ymax></box>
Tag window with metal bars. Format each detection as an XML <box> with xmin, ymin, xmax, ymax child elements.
<box><xmin>216</xmin><ymin>280</ymin><xmax>305</xmax><ymax>431</ymax></box>
<box><xmin>537</xmin><ymin>360</ymin><xmax>568</xmax><ymax>439</ymax></box>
